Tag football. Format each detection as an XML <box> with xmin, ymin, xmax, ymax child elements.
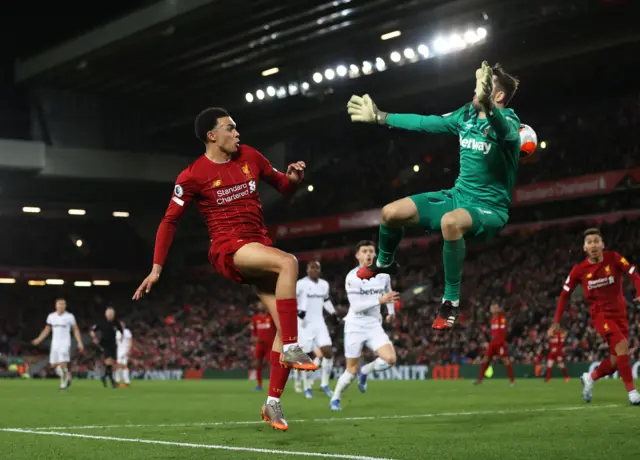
<box><xmin>519</xmin><ymin>123</ymin><xmax>538</xmax><ymax>158</ymax></box>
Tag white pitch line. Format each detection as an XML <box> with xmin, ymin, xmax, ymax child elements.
<box><xmin>0</xmin><ymin>428</ymin><xmax>396</xmax><ymax>460</ymax></box>
<box><xmin>10</xmin><ymin>404</ymin><xmax>620</xmax><ymax>431</ymax></box>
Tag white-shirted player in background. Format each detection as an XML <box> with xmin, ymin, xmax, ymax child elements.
<box><xmin>32</xmin><ymin>298</ymin><xmax>84</xmax><ymax>391</ymax></box>
<box><xmin>115</xmin><ymin>321</ymin><xmax>133</xmax><ymax>387</ymax></box>
<box><xmin>294</xmin><ymin>261</ymin><xmax>339</xmax><ymax>398</ymax></box>
<box><xmin>330</xmin><ymin>241</ymin><xmax>399</xmax><ymax>411</ymax></box>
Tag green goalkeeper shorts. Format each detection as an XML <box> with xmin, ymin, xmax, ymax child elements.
<box><xmin>408</xmin><ymin>189</ymin><xmax>508</xmax><ymax>241</ymax></box>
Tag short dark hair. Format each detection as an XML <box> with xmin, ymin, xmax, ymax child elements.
<box><xmin>308</xmin><ymin>260</ymin><xmax>321</xmax><ymax>268</ymax></box>
<box><xmin>355</xmin><ymin>240</ymin><xmax>376</xmax><ymax>252</ymax></box>
<box><xmin>55</xmin><ymin>298</ymin><xmax>66</xmax><ymax>303</ymax></box>
<box><xmin>194</xmin><ymin>107</ymin><xmax>230</xmax><ymax>144</ymax></box>
<box><xmin>583</xmin><ymin>228</ymin><xmax>602</xmax><ymax>239</ymax></box>
<box><xmin>492</xmin><ymin>63</ymin><xmax>519</xmax><ymax>106</ymax></box>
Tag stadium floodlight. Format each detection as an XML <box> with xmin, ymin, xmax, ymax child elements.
<box><xmin>403</xmin><ymin>47</ymin><xmax>416</xmax><ymax>59</ymax></box>
<box><xmin>112</xmin><ymin>211</ymin><xmax>130</xmax><ymax>218</ymax></box>
<box><xmin>450</xmin><ymin>33</ymin><xmax>466</xmax><ymax>49</ymax></box>
<box><xmin>307</xmin><ymin>185</ymin><xmax>314</xmax><ymax>192</ymax></box>
<box><xmin>390</xmin><ymin>51</ymin><xmax>401</xmax><ymax>63</ymax></box>
<box><xmin>74</xmin><ymin>281</ymin><xmax>92</xmax><ymax>287</ymax></box>
<box><xmin>45</xmin><ymin>279</ymin><xmax>64</xmax><ymax>285</ymax></box>
<box><xmin>417</xmin><ymin>44</ymin><xmax>430</xmax><ymax>58</ymax></box>
<box><xmin>288</xmin><ymin>83</ymin><xmax>299</xmax><ymax>95</ymax></box>
<box><xmin>336</xmin><ymin>65</ymin><xmax>347</xmax><ymax>77</ymax></box>
<box><xmin>362</xmin><ymin>61</ymin><xmax>373</xmax><ymax>75</ymax></box>
<box><xmin>256</xmin><ymin>89</ymin><xmax>265</xmax><ymax>100</ymax></box>
<box><xmin>261</xmin><ymin>67</ymin><xmax>279</xmax><ymax>77</ymax></box>
<box><xmin>276</xmin><ymin>86</ymin><xmax>287</xmax><ymax>98</ymax></box>
<box><xmin>464</xmin><ymin>29</ymin><xmax>479</xmax><ymax>44</ymax></box>
<box><xmin>380</xmin><ymin>30</ymin><xmax>401</xmax><ymax>41</ymax></box>
<box><xmin>375</xmin><ymin>57</ymin><xmax>386</xmax><ymax>71</ymax></box>
<box><xmin>313</xmin><ymin>72</ymin><xmax>323</xmax><ymax>83</ymax></box>
<box><xmin>301</xmin><ymin>82</ymin><xmax>310</xmax><ymax>91</ymax></box>
<box><xmin>477</xmin><ymin>27</ymin><xmax>487</xmax><ymax>39</ymax></box>
<box><xmin>68</xmin><ymin>209</ymin><xmax>86</xmax><ymax>216</ymax></box>
<box><xmin>324</xmin><ymin>68</ymin><xmax>335</xmax><ymax>80</ymax></box>
<box><xmin>433</xmin><ymin>36</ymin><xmax>450</xmax><ymax>54</ymax></box>
<box><xmin>0</xmin><ymin>278</ymin><xmax>16</xmax><ymax>284</ymax></box>
<box><xmin>22</xmin><ymin>206</ymin><xmax>41</xmax><ymax>213</ymax></box>
<box><xmin>93</xmin><ymin>280</ymin><xmax>111</xmax><ymax>286</ymax></box>
<box><xmin>413</xmin><ymin>165</ymin><xmax>420</xmax><ymax>172</ymax></box>
<box><xmin>266</xmin><ymin>86</ymin><xmax>276</xmax><ymax>97</ymax></box>
<box><xmin>28</xmin><ymin>280</ymin><xmax>46</xmax><ymax>286</ymax></box>
<box><xmin>75</xmin><ymin>239</ymin><xmax>83</xmax><ymax>248</ymax></box>
<box><xmin>245</xmin><ymin>93</ymin><xmax>254</xmax><ymax>103</ymax></box>
<box><xmin>348</xmin><ymin>64</ymin><xmax>360</xmax><ymax>78</ymax></box>
<box><xmin>540</xmin><ymin>141</ymin><xmax>547</xmax><ymax>149</ymax></box>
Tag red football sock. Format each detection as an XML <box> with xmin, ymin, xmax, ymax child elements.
<box><xmin>506</xmin><ymin>363</ymin><xmax>515</xmax><ymax>383</ymax></box>
<box><xmin>561</xmin><ymin>367</ymin><xmax>569</xmax><ymax>379</ymax></box>
<box><xmin>616</xmin><ymin>355</ymin><xmax>635</xmax><ymax>392</ymax></box>
<box><xmin>268</xmin><ymin>351</ymin><xmax>291</xmax><ymax>398</ymax></box>
<box><xmin>256</xmin><ymin>363</ymin><xmax>263</xmax><ymax>387</ymax></box>
<box><xmin>276</xmin><ymin>298</ymin><xmax>298</xmax><ymax>345</ymax></box>
<box><xmin>590</xmin><ymin>357</ymin><xmax>616</xmax><ymax>381</ymax></box>
<box><xmin>545</xmin><ymin>367</ymin><xmax>553</xmax><ymax>382</ymax></box>
<box><xmin>477</xmin><ymin>361</ymin><xmax>489</xmax><ymax>382</ymax></box>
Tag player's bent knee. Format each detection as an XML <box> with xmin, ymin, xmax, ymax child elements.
<box><xmin>277</xmin><ymin>252</ymin><xmax>299</xmax><ymax>275</ymax></box>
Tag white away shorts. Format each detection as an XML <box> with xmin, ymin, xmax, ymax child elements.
<box><xmin>299</xmin><ymin>321</ymin><xmax>332</xmax><ymax>354</ymax></box>
<box><xmin>343</xmin><ymin>323</ymin><xmax>391</xmax><ymax>359</ymax></box>
<box><xmin>49</xmin><ymin>347</ymin><xmax>70</xmax><ymax>365</ymax></box>
<box><xmin>117</xmin><ymin>351</ymin><xmax>129</xmax><ymax>365</ymax></box>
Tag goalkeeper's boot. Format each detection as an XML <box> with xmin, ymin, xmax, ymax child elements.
<box><xmin>580</xmin><ymin>372</ymin><xmax>594</xmax><ymax>403</ymax></box>
<box><xmin>279</xmin><ymin>345</ymin><xmax>318</xmax><ymax>371</ymax></box>
<box><xmin>432</xmin><ymin>301</ymin><xmax>458</xmax><ymax>330</ymax></box>
<box><xmin>356</xmin><ymin>258</ymin><xmax>398</xmax><ymax>280</ymax></box>
<box><xmin>261</xmin><ymin>400</ymin><xmax>288</xmax><ymax>431</ymax></box>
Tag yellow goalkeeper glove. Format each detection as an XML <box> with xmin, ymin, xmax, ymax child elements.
<box><xmin>475</xmin><ymin>61</ymin><xmax>494</xmax><ymax>112</ymax></box>
<box><xmin>347</xmin><ymin>94</ymin><xmax>381</xmax><ymax>123</ymax></box>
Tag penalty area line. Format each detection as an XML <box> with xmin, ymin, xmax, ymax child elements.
<box><xmin>11</xmin><ymin>404</ymin><xmax>620</xmax><ymax>431</ymax></box>
<box><xmin>0</xmin><ymin>428</ymin><xmax>397</xmax><ymax>460</ymax></box>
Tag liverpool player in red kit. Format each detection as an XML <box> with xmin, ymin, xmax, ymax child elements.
<box><xmin>133</xmin><ymin>107</ymin><xmax>317</xmax><ymax>430</ymax></box>
<box><xmin>550</xmin><ymin>228</ymin><xmax>640</xmax><ymax>405</ymax></box>
<box><xmin>545</xmin><ymin>328</ymin><xmax>569</xmax><ymax>383</ymax></box>
<box><xmin>251</xmin><ymin>302</ymin><xmax>276</xmax><ymax>391</ymax></box>
<box><xmin>473</xmin><ymin>303</ymin><xmax>515</xmax><ymax>386</ymax></box>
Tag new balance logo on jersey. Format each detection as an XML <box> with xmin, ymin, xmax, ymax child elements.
<box><xmin>459</xmin><ymin>136</ymin><xmax>492</xmax><ymax>154</ymax></box>
<box><xmin>587</xmin><ymin>277</ymin><xmax>615</xmax><ymax>290</ymax></box>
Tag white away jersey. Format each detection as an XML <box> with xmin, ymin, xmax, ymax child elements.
<box><xmin>344</xmin><ymin>268</ymin><xmax>394</xmax><ymax>325</ymax></box>
<box><xmin>296</xmin><ymin>276</ymin><xmax>333</xmax><ymax>324</ymax></box>
<box><xmin>116</xmin><ymin>328</ymin><xmax>133</xmax><ymax>354</ymax></box>
<box><xmin>46</xmin><ymin>312</ymin><xmax>76</xmax><ymax>350</ymax></box>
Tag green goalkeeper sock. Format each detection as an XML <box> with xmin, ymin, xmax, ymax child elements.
<box><xmin>443</xmin><ymin>238</ymin><xmax>466</xmax><ymax>303</ymax></box>
<box><xmin>377</xmin><ymin>224</ymin><xmax>404</xmax><ymax>266</ymax></box>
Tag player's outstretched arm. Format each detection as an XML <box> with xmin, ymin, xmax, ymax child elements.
<box><xmin>347</xmin><ymin>94</ymin><xmax>460</xmax><ymax>135</ymax></box>
<box><xmin>31</xmin><ymin>325</ymin><xmax>51</xmax><ymax>346</ymax></box>
<box><xmin>133</xmin><ymin>170</ymin><xmax>195</xmax><ymax>300</ymax></box>
<box><xmin>615</xmin><ymin>253</ymin><xmax>640</xmax><ymax>301</ymax></box>
<box><xmin>253</xmin><ymin>145</ymin><xmax>305</xmax><ymax>195</ymax></box>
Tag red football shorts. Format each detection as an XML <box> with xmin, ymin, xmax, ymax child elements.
<box><xmin>254</xmin><ymin>340</ymin><xmax>271</xmax><ymax>361</ymax></box>
<box><xmin>592</xmin><ymin>314</ymin><xmax>629</xmax><ymax>353</ymax></box>
<box><xmin>485</xmin><ymin>341</ymin><xmax>508</xmax><ymax>358</ymax></box>
<box><xmin>208</xmin><ymin>235</ymin><xmax>273</xmax><ymax>284</ymax></box>
<box><xmin>547</xmin><ymin>353</ymin><xmax>564</xmax><ymax>363</ymax></box>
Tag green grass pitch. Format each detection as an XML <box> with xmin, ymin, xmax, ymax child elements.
<box><xmin>1</xmin><ymin>379</ymin><xmax>639</xmax><ymax>459</ymax></box>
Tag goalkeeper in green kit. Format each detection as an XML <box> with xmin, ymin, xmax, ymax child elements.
<box><xmin>346</xmin><ymin>62</ymin><xmax>521</xmax><ymax>330</ymax></box>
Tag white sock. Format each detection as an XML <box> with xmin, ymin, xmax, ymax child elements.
<box><xmin>282</xmin><ymin>343</ymin><xmax>298</xmax><ymax>353</ymax></box>
<box><xmin>361</xmin><ymin>357</ymin><xmax>392</xmax><ymax>376</ymax></box>
<box><xmin>115</xmin><ymin>369</ymin><xmax>122</xmax><ymax>383</ymax></box>
<box><xmin>331</xmin><ymin>371</ymin><xmax>356</xmax><ymax>401</ymax></box>
<box><xmin>56</xmin><ymin>367</ymin><xmax>67</xmax><ymax>387</ymax></box>
<box><xmin>321</xmin><ymin>358</ymin><xmax>334</xmax><ymax>387</ymax></box>
<box><xmin>629</xmin><ymin>389</ymin><xmax>639</xmax><ymax>397</ymax></box>
<box><xmin>376</xmin><ymin>259</ymin><xmax>391</xmax><ymax>268</ymax></box>
<box><xmin>267</xmin><ymin>396</ymin><xmax>280</xmax><ymax>404</ymax></box>
<box><xmin>123</xmin><ymin>369</ymin><xmax>130</xmax><ymax>384</ymax></box>
<box><xmin>293</xmin><ymin>369</ymin><xmax>300</xmax><ymax>382</ymax></box>
<box><xmin>303</xmin><ymin>369</ymin><xmax>313</xmax><ymax>391</ymax></box>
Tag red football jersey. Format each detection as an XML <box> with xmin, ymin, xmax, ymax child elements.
<box><xmin>153</xmin><ymin>145</ymin><xmax>296</xmax><ymax>266</ymax></box>
<box><xmin>548</xmin><ymin>331</ymin><xmax>565</xmax><ymax>355</ymax></box>
<box><xmin>490</xmin><ymin>314</ymin><xmax>507</xmax><ymax>343</ymax></box>
<box><xmin>556</xmin><ymin>251</ymin><xmax>640</xmax><ymax>322</ymax></box>
<box><xmin>251</xmin><ymin>312</ymin><xmax>276</xmax><ymax>344</ymax></box>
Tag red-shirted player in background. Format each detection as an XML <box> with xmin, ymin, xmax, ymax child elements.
<box><xmin>545</xmin><ymin>328</ymin><xmax>569</xmax><ymax>383</ymax></box>
<box><xmin>251</xmin><ymin>302</ymin><xmax>276</xmax><ymax>391</ymax></box>
<box><xmin>550</xmin><ymin>228</ymin><xmax>640</xmax><ymax>405</ymax></box>
<box><xmin>133</xmin><ymin>107</ymin><xmax>317</xmax><ymax>430</ymax></box>
<box><xmin>473</xmin><ymin>302</ymin><xmax>515</xmax><ymax>386</ymax></box>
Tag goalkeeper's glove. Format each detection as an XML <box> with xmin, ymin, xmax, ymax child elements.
<box><xmin>475</xmin><ymin>61</ymin><xmax>494</xmax><ymax>112</ymax></box>
<box><xmin>347</xmin><ymin>94</ymin><xmax>385</xmax><ymax>124</ymax></box>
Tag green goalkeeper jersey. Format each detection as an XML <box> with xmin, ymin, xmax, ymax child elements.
<box><xmin>386</xmin><ymin>103</ymin><xmax>521</xmax><ymax>213</ymax></box>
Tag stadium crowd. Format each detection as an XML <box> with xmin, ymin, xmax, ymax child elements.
<box><xmin>3</xmin><ymin>217</ymin><xmax>638</xmax><ymax>375</ymax></box>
